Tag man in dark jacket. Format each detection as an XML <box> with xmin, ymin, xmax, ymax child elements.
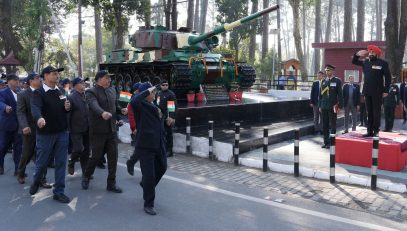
<box><xmin>16</xmin><ymin>72</ymin><xmax>52</xmax><ymax>188</ymax></box>
<box><xmin>383</xmin><ymin>79</ymin><xmax>399</xmax><ymax>132</ymax></box>
<box><xmin>352</xmin><ymin>45</ymin><xmax>391</xmax><ymax>137</ymax></box>
<box><xmin>310</xmin><ymin>71</ymin><xmax>324</xmax><ymax>135</ymax></box>
<box><xmin>0</xmin><ymin>74</ymin><xmax>22</xmax><ymax>175</ymax></box>
<box><xmin>318</xmin><ymin>64</ymin><xmax>343</xmax><ymax>148</ymax></box>
<box><xmin>81</xmin><ymin>70</ymin><xmax>126</xmax><ymax>193</ymax></box>
<box><xmin>342</xmin><ymin>75</ymin><xmax>360</xmax><ymax>133</ymax></box>
<box><xmin>156</xmin><ymin>80</ymin><xmax>177</xmax><ymax>157</ymax></box>
<box><xmin>67</xmin><ymin>77</ymin><xmax>90</xmax><ymax>176</ymax></box>
<box><xmin>131</xmin><ymin>82</ymin><xmax>167</xmax><ymax>215</ymax></box>
<box><xmin>30</xmin><ymin>66</ymin><xmax>71</xmax><ymax>203</ymax></box>
<box><xmin>400</xmin><ymin>80</ymin><xmax>407</xmax><ymax>123</ymax></box>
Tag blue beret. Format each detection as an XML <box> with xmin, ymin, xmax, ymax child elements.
<box><xmin>138</xmin><ymin>82</ymin><xmax>152</xmax><ymax>93</ymax></box>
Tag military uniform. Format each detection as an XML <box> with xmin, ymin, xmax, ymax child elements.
<box><xmin>383</xmin><ymin>84</ymin><xmax>399</xmax><ymax>132</ymax></box>
<box><xmin>319</xmin><ymin>72</ymin><xmax>343</xmax><ymax>148</ymax></box>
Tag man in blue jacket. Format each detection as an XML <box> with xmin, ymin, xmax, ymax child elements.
<box><xmin>0</xmin><ymin>74</ymin><xmax>22</xmax><ymax>175</ymax></box>
<box><xmin>310</xmin><ymin>71</ymin><xmax>324</xmax><ymax>135</ymax></box>
<box><xmin>131</xmin><ymin>82</ymin><xmax>167</xmax><ymax>215</ymax></box>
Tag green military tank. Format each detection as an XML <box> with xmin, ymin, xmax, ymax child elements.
<box><xmin>100</xmin><ymin>5</ymin><xmax>279</xmax><ymax>99</ymax></box>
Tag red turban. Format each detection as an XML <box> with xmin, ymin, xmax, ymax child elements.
<box><xmin>367</xmin><ymin>45</ymin><xmax>382</xmax><ymax>56</ymax></box>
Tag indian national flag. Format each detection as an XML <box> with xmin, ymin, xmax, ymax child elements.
<box><xmin>119</xmin><ymin>91</ymin><xmax>132</xmax><ymax>102</ymax></box>
<box><xmin>167</xmin><ymin>101</ymin><xmax>175</xmax><ymax>112</ymax></box>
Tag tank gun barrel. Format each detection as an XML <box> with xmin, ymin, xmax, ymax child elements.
<box><xmin>188</xmin><ymin>4</ymin><xmax>279</xmax><ymax>45</ymax></box>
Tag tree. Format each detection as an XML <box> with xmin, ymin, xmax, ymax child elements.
<box><xmin>288</xmin><ymin>0</ymin><xmax>308</xmax><ymax>80</ymax></box>
<box><xmin>385</xmin><ymin>0</ymin><xmax>407</xmax><ymax>81</ymax></box>
<box><xmin>356</xmin><ymin>0</ymin><xmax>365</xmax><ymax>41</ymax></box>
<box><xmin>324</xmin><ymin>0</ymin><xmax>333</xmax><ymax>42</ymax></box>
<box><xmin>261</xmin><ymin>0</ymin><xmax>269</xmax><ymax>60</ymax></box>
<box><xmin>187</xmin><ymin>0</ymin><xmax>194</xmax><ymax>29</ymax></box>
<box><xmin>171</xmin><ymin>0</ymin><xmax>177</xmax><ymax>30</ymax></box>
<box><xmin>343</xmin><ymin>0</ymin><xmax>352</xmax><ymax>42</ymax></box>
<box><xmin>249</xmin><ymin>0</ymin><xmax>259</xmax><ymax>63</ymax></box>
<box><xmin>193</xmin><ymin>0</ymin><xmax>200</xmax><ymax>31</ymax></box>
<box><xmin>164</xmin><ymin>0</ymin><xmax>171</xmax><ymax>29</ymax></box>
<box><xmin>376</xmin><ymin>0</ymin><xmax>382</xmax><ymax>40</ymax></box>
<box><xmin>313</xmin><ymin>0</ymin><xmax>322</xmax><ymax>73</ymax></box>
<box><xmin>199</xmin><ymin>0</ymin><xmax>209</xmax><ymax>33</ymax></box>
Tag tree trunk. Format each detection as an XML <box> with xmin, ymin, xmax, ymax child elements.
<box><xmin>164</xmin><ymin>0</ymin><xmax>171</xmax><ymax>29</ymax></box>
<box><xmin>356</xmin><ymin>0</ymin><xmax>365</xmax><ymax>41</ymax></box>
<box><xmin>193</xmin><ymin>0</ymin><xmax>200</xmax><ymax>31</ymax></box>
<box><xmin>302</xmin><ymin>1</ymin><xmax>307</xmax><ymax>72</ymax></box>
<box><xmin>276</xmin><ymin>0</ymin><xmax>282</xmax><ymax>61</ymax></box>
<box><xmin>261</xmin><ymin>0</ymin><xmax>269</xmax><ymax>60</ymax></box>
<box><xmin>249</xmin><ymin>0</ymin><xmax>258</xmax><ymax>63</ymax></box>
<box><xmin>94</xmin><ymin>5</ymin><xmax>103</xmax><ymax>65</ymax></box>
<box><xmin>199</xmin><ymin>0</ymin><xmax>208</xmax><ymax>33</ymax></box>
<box><xmin>376</xmin><ymin>0</ymin><xmax>382</xmax><ymax>40</ymax></box>
<box><xmin>324</xmin><ymin>0</ymin><xmax>333</xmax><ymax>42</ymax></box>
<box><xmin>313</xmin><ymin>0</ymin><xmax>321</xmax><ymax>73</ymax></box>
<box><xmin>144</xmin><ymin>0</ymin><xmax>152</xmax><ymax>28</ymax></box>
<box><xmin>187</xmin><ymin>0</ymin><xmax>194</xmax><ymax>29</ymax></box>
<box><xmin>343</xmin><ymin>0</ymin><xmax>352</xmax><ymax>42</ymax></box>
<box><xmin>0</xmin><ymin>0</ymin><xmax>23</xmax><ymax>60</ymax></box>
<box><xmin>385</xmin><ymin>0</ymin><xmax>407</xmax><ymax>81</ymax></box>
<box><xmin>288</xmin><ymin>0</ymin><xmax>308</xmax><ymax>80</ymax></box>
<box><xmin>113</xmin><ymin>9</ymin><xmax>126</xmax><ymax>49</ymax></box>
<box><xmin>171</xmin><ymin>0</ymin><xmax>177</xmax><ymax>30</ymax></box>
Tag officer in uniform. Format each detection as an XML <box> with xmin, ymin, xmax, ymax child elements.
<box><xmin>352</xmin><ymin>45</ymin><xmax>391</xmax><ymax>137</ymax></box>
<box><xmin>319</xmin><ymin>64</ymin><xmax>343</xmax><ymax>149</ymax></box>
<box><xmin>383</xmin><ymin>78</ymin><xmax>399</xmax><ymax>132</ymax></box>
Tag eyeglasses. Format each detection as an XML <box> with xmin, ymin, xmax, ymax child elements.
<box><xmin>161</xmin><ymin>84</ymin><xmax>168</xmax><ymax>86</ymax></box>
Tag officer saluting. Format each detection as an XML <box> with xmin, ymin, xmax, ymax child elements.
<box><xmin>319</xmin><ymin>64</ymin><xmax>343</xmax><ymax>149</ymax></box>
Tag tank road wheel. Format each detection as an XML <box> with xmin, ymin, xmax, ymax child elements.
<box><xmin>237</xmin><ymin>63</ymin><xmax>256</xmax><ymax>90</ymax></box>
<box><xmin>116</xmin><ymin>74</ymin><xmax>124</xmax><ymax>93</ymax></box>
<box><xmin>124</xmin><ymin>74</ymin><xmax>132</xmax><ymax>92</ymax></box>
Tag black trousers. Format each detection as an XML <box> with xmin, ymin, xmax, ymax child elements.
<box><xmin>384</xmin><ymin>106</ymin><xmax>396</xmax><ymax>131</ymax></box>
<box><xmin>17</xmin><ymin>133</ymin><xmax>35</xmax><ymax>177</ymax></box>
<box><xmin>139</xmin><ymin>149</ymin><xmax>167</xmax><ymax>207</ymax></box>
<box><xmin>165</xmin><ymin>124</ymin><xmax>173</xmax><ymax>153</ymax></box>
<box><xmin>128</xmin><ymin>148</ymin><xmax>139</xmax><ymax>165</ymax></box>
<box><xmin>69</xmin><ymin>131</ymin><xmax>90</xmax><ymax>174</ymax></box>
<box><xmin>321</xmin><ymin>109</ymin><xmax>337</xmax><ymax>145</ymax></box>
<box><xmin>365</xmin><ymin>94</ymin><xmax>382</xmax><ymax>134</ymax></box>
<box><xmin>84</xmin><ymin>133</ymin><xmax>118</xmax><ymax>186</ymax></box>
<box><xmin>359</xmin><ymin>102</ymin><xmax>367</xmax><ymax>125</ymax></box>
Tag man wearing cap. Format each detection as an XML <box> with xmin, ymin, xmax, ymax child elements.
<box><xmin>352</xmin><ymin>45</ymin><xmax>391</xmax><ymax>137</ymax></box>
<box><xmin>131</xmin><ymin>82</ymin><xmax>167</xmax><ymax>215</ymax></box>
<box><xmin>0</xmin><ymin>73</ymin><xmax>22</xmax><ymax>175</ymax></box>
<box><xmin>16</xmin><ymin>72</ymin><xmax>52</xmax><ymax>187</ymax></box>
<box><xmin>81</xmin><ymin>70</ymin><xmax>126</xmax><ymax>193</ymax></box>
<box><xmin>156</xmin><ymin>80</ymin><xmax>177</xmax><ymax>157</ymax></box>
<box><xmin>319</xmin><ymin>64</ymin><xmax>343</xmax><ymax>149</ymax></box>
<box><xmin>67</xmin><ymin>77</ymin><xmax>90</xmax><ymax>176</ymax></box>
<box><xmin>310</xmin><ymin>71</ymin><xmax>324</xmax><ymax>135</ymax></box>
<box><xmin>30</xmin><ymin>65</ymin><xmax>71</xmax><ymax>203</ymax></box>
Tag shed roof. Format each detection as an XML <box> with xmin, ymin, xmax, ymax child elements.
<box><xmin>0</xmin><ymin>52</ymin><xmax>22</xmax><ymax>66</ymax></box>
<box><xmin>312</xmin><ymin>41</ymin><xmax>386</xmax><ymax>49</ymax></box>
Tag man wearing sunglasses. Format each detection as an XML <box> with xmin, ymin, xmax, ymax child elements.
<box><xmin>156</xmin><ymin>80</ymin><xmax>177</xmax><ymax>157</ymax></box>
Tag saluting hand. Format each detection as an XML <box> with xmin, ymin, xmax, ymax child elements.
<box><xmin>356</xmin><ymin>50</ymin><xmax>368</xmax><ymax>57</ymax></box>
<box><xmin>37</xmin><ymin>118</ymin><xmax>46</xmax><ymax>128</ymax></box>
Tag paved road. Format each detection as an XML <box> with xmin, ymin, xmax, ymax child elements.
<box><xmin>0</xmin><ymin>147</ymin><xmax>406</xmax><ymax>231</ymax></box>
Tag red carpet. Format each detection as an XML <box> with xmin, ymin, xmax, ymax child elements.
<box><xmin>336</xmin><ymin>131</ymin><xmax>407</xmax><ymax>171</ymax></box>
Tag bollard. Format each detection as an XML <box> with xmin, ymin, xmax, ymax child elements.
<box><xmin>234</xmin><ymin>123</ymin><xmax>240</xmax><ymax>166</ymax></box>
<box><xmin>329</xmin><ymin>134</ymin><xmax>336</xmax><ymax>183</ymax></box>
<box><xmin>208</xmin><ymin>121</ymin><xmax>214</xmax><ymax>160</ymax></box>
<box><xmin>263</xmin><ymin>127</ymin><xmax>268</xmax><ymax>172</ymax></box>
<box><xmin>186</xmin><ymin>117</ymin><xmax>191</xmax><ymax>154</ymax></box>
<box><xmin>294</xmin><ymin>129</ymin><xmax>299</xmax><ymax>177</ymax></box>
<box><xmin>371</xmin><ymin>136</ymin><xmax>379</xmax><ymax>190</ymax></box>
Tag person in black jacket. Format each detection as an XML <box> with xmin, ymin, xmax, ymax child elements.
<box><xmin>352</xmin><ymin>45</ymin><xmax>391</xmax><ymax>137</ymax></box>
<box><xmin>310</xmin><ymin>71</ymin><xmax>324</xmax><ymax>135</ymax></box>
<box><xmin>383</xmin><ymin>79</ymin><xmax>399</xmax><ymax>132</ymax></box>
<box><xmin>30</xmin><ymin>66</ymin><xmax>71</xmax><ymax>203</ymax></box>
<box><xmin>131</xmin><ymin>82</ymin><xmax>167</xmax><ymax>215</ymax></box>
<box><xmin>342</xmin><ymin>75</ymin><xmax>360</xmax><ymax>133</ymax></box>
<box><xmin>156</xmin><ymin>80</ymin><xmax>177</xmax><ymax>157</ymax></box>
<box><xmin>67</xmin><ymin>77</ymin><xmax>90</xmax><ymax>176</ymax></box>
<box><xmin>81</xmin><ymin>70</ymin><xmax>126</xmax><ymax>193</ymax></box>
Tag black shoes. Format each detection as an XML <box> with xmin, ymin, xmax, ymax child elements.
<box><xmin>126</xmin><ymin>160</ymin><xmax>134</xmax><ymax>176</ymax></box>
<box><xmin>0</xmin><ymin>167</ymin><xmax>4</xmax><ymax>175</ymax></box>
<box><xmin>68</xmin><ymin>163</ymin><xmax>75</xmax><ymax>175</ymax></box>
<box><xmin>29</xmin><ymin>182</ymin><xmax>40</xmax><ymax>195</ymax></box>
<box><xmin>362</xmin><ymin>133</ymin><xmax>374</xmax><ymax>137</ymax></box>
<box><xmin>321</xmin><ymin>144</ymin><xmax>330</xmax><ymax>149</ymax></box>
<box><xmin>53</xmin><ymin>194</ymin><xmax>70</xmax><ymax>203</ymax></box>
<box><xmin>81</xmin><ymin>178</ymin><xmax>90</xmax><ymax>190</ymax></box>
<box><xmin>40</xmin><ymin>181</ymin><xmax>52</xmax><ymax>189</ymax></box>
<box><xmin>342</xmin><ymin>130</ymin><xmax>348</xmax><ymax>134</ymax></box>
<box><xmin>106</xmin><ymin>185</ymin><xmax>123</xmax><ymax>193</ymax></box>
<box><xmin>144</xmin><ymin>207</ymin><xmax>157</xmax><ymax>215</ymax></box>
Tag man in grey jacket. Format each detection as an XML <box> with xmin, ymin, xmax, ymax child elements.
<box><xmin>67</xmin><ymin>77</ymin><xmax>90</xmax><ymax>176</ymax></box>
<box><xmin>81</xmin><ymin>70</ymin><xmax>127</xmax><ymax>193</ymax></box>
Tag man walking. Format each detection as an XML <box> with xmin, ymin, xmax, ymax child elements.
<box><xmin>67</xmin><ymin>77</ymin><xmax>90</xmax><ymax>176</ymax></box>
<box><xmin>16</xmin><ymin>72</ymin><xmax>52</xmax><ymax>188</ymax></box>
<box><xmin>319</xmin><ymin>64</ymin><xmax>343</xmax><ymax>149</ymax></box>
<box><xmin>352</xmin><ymin>45</ymin><xmax>391</xmax><ymax>137</ymax></box>
<box><xmin>342</xmin><ymin>75</ymin><xmax>360</xmax><ymax>133</ymax></box>
<box><xmin>310</xmin><ymin>71</ymin><xmax>324</xmax><ymax>135</ymax></box>
<box><xmin>0</xmin><ymin>74</ymin><xmax>22</xmax><ymax>175</ymax></box>
<box><xmin>30</xmin><ymin>66</ymin><xmax>71</xmax><ymax>203</ymax></box>
<box><xmin>81</xmin><ymin>70</ymin><xmax>126</xmax><ymax>193</ymax></box>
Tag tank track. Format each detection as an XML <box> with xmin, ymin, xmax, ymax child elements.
<box><xmin>170</xmin><ymin>63</ymin><xmax>193</xmax><ymax>97</ymax></box>
<box><xmin>237</xmin><ymin>63</ymin><xmax>256</xmax><ymax>89</ymax></box>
